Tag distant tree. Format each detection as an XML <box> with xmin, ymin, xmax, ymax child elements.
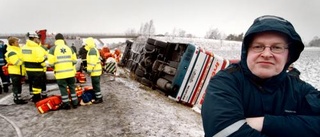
<box><xmin>164</xmin><ymin>32</ymin><xmax>170</xmax><ymax>36</ymax></box>
<box><xmin>125</xmin><ymin>28</ymin><xmax>137</xmax><ymax>40</ymax></box>
<box><xmin>148</xmin><ymin>20</ymin><xmax>155</xmax><ymax>36</ymax></box>
<box><xmin>143</xmin><ymin>23</ymin><xmax>149</xmax><ymax>35</ymax></box>
<box><xmin>163</xmin><ymin>28</ymin><xmax>194</xmax><ymax>38</ymax></box>
<box><xmin>226</xmin><ymin>34</ymin><xmax>236</xmax><ymax>41</ymax></box>
<box><xmin>125</xmin><ymin>28</ymin><xmax>137</xmax><ymax>35</ymax></box>
<box><xmin>185</xmin><ymin>33</ymin><xmax>194</xmax><ymax>38</ymax></box>
<box><xmin>308</xmin><ymin>36</ymin><xmax>320</xmax><ymax>47</ymax></box>
<box><xmin>171</xmin><ymin>28</ymin><xmax>178</xmax><ymax>37</ymax></box>
<box><xmin>139</xmin><ymin>24</ymin><xmax>144</xmax><ymax>35</ymax></box>
<box><xmin>170</xmin><ymin>28</ymin><xmax>188</xmax><ymax>38</ymax></box>
<box><xmin>139</xmin><ymin>20</ymin><xmax>156</xmax><ymax>37</ymax></box>
<box><xmin>178</xmin><ymin>29</ymin><xmax>186</xmax><ymax>37</ymax></box>
<box><xmin>225</xmin><ymin>33</ymin><xmax>243</xmax><ymax>41</ymax></box>
<box><xmin>237</xmin><ymin>33</ymin><xmax>244</xmax><ymax>41</ymax></box>
<box><xmin>205</xmin><ymin>28</ymin><xmax>221</xmax><ymax>39</ymax></box>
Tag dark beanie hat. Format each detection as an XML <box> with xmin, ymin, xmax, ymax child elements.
<box><xmin>55</xmin><ymin>33</ymin><xmax>64</xmax><ymax>40</ymax></box>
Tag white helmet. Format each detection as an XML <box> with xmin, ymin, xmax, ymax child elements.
<box><xmin>26</xmin><ymin>31</ymin><xmax>39</xmax><ymax>38</ymax></box>
<box><xmin>82</xmin><ymin>39</ymin><xmax>86</xmax><ymax>45</ymax></box>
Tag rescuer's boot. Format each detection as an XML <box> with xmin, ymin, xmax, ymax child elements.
<box><xmin>3</xmin><ymin>84</ymin><xmax>9</xmax><ymax>93</ymax></box>
<box><xmin>14</xmin><ymin>98</ymin><xmax>28</xmax><ymax>105</ymax></box>
<box><xmin>60</xmin><ymin>103</ymin><xmax>71</xmax><ymax>110</ymax></box>
<box><xmin>32</xmin><ymin>94</ymin><xmax>42</xmax><ymax>103</ymax></box>
<box><xmin>93</xmin><ymin>97</ymin><xmax>103</xmax><ymax>104</ymax></box>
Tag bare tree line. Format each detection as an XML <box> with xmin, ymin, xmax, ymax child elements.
<box><xmin>125</xmin><ymin>20</ymin><xmax>319</xmax><ymax>46</ymax></box>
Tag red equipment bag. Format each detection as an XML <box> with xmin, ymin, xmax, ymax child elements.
<box><xmin>75</xmin><ymin>72</ymin><xmax>86</xmax><ymax>83</ymax></box>
<box><xmin>2</xmin><ymin>64</ymin><xmax>9</xmax><ymax>76</ymax></box>
<box><xmin>36</xmin><ymin>95</ymin><xmax>62</xmax><ymax>114</ymax></box>
<box><xmin>67</xmin><ymin>85</ymin><xmax>84</xmax><ymax>102</ymax></box>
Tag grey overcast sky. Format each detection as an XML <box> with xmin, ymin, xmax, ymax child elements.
<box><xmin>0</xmin><ymin>0</ymin><xmax>319</xmax><ymax>42</ymax></box>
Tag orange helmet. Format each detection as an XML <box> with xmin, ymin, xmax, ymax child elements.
<box><xmin>102</xmin><ymin>46</ymin><xmax>110</xmax><ymax>53</ymax></box>
<box><xmin>104</xmin><ymin>53</ymin><xmax>113</xmax><ymax>59</ymax></box>
<box><xmin>114</xmin><ymin>48</ymin><xmax>121</xmax><ymax>56</ymax></box>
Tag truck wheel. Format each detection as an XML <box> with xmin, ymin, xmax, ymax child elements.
<box><xmin>135</xmin><ymin>66</ymin><xmax>145</xmax><ymax>77</ymax></box>
<box><xmin>141</xmin><ymin>77</ymin><xmax>153</xmax><ymax>87</ymax></box>
<box><xmin>145</xmin><ymin>43</ymin><xmax>155</xmax><ymax>52</ymax></box>
<box><xmin>135</xmin><ymin>76</ymin><xmax>142</xmax><ymax>82</ymax></box>
<box><xmin>147</xmin><ymin>38</ymin><xmax>156</xmax><ymax>45</ymax></box>
<box><xmin>154</xmin><ymin>40</ymin><xmax>167</xmax><ymax>49</ymax></box>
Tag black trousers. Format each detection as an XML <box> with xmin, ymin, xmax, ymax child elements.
<box><xmin>26</xmin><ymin>71</ymin><xmax>45</xmax><ymax>95</ymax></box>
<box><xmin>9</xmin><ymin>74</ymin><xmax>22</xmax><ymax>95</ymax></box>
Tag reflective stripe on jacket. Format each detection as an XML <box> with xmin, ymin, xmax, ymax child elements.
<box><xmin>21</xmin><ymin>40</ymin><xmax>46</xmax><ymax>72</ymax></box>
<box><xmin>85</xmin><ymin>37</ymin><xmax>102</xmax><ymax>76</ymax></box>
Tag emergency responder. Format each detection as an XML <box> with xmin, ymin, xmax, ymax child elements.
<box><xmin>78</xmin><ymin>42</ymin><xmax>87</xmax><ymax>72</ymax></box>
<box><xmin>71</xmin><ymin>43</ymin><xmax>77</xmax><ymax>54</ymax></box>
<box><xmin>28</xmin><ymin>32</ymin><xmax>48</xmax><ymax>98</ymax></box>
<box><xmin>22</xmin><ymin>32</ymin><xmax>47</xmax><ymax>103</ymax></box>
<box><xmin>84</xmin><ymin>37</ymin><xmax>103</xmax><ymax>104</ymax></box>
<box><xmin>0</xmin><ymin>40</ymin><xmax>10</xmax><ymax>94</ymax></box>
<box><xmin>5</xmin><ymin>37</ymin><xmax>28</xmax><ymax>104</ymax></box>
<box><xmin>113</xmin><ymin>48</ymin><xmax>121</xmax><ymax>63</ymax></box>
<box><xmin>48</xmin><ymin>33</ymin><xmax>78</xmax><ymax>109</ymax></box>
<box><xmin>78</xmin><ymin>41</ymin><xmax>88</xmax><ymax>72</ymax></box>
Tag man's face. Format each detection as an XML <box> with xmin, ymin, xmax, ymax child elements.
<box><xmin>34</xmin><ymin>37</ymin><xmax>40</xmax><ymax>44</ymax></box>
<box><xmin>13</xmin><ymin>40</ymin><xmax>19</xmax><ymax>46</ymax></box>
<box><xmin>246</xmin><ymin>32</ymin><xmax>289</xmax><ymax>79</ymax></box>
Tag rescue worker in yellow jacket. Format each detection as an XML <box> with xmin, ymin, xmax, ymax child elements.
<box><xmin>28</xmin><ymin>35</ymin><xmax>49</xmax><ymax>98</ymax></box>
<box><xmin>5</xmin><ymin>37</ymin><xmax>28</xmax><ymax>104</ymax></box>
<box><xmin>48</xmin><ymin>33</ymin><xmax>78</xmax><ymax>109</ymax></box>
<box><xmin>84</xmin><ymin>37</ymin><xmax>103</xmax><ymax>104</ymax></box>
<box><xmin>21</xmin><ymin>32</ymin><xmax>47</xmax><ymax>103</ymax></box>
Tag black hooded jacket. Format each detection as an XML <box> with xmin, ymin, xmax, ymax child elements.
<box><xmin>201</xmin><ymin>15</ymin><xmax>320</xmax><ymax>137</ymax></box>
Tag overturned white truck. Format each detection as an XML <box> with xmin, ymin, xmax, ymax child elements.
<box><xmin>120</xmin><ymin>37</ymin><xmax>233</xmax><ymax>108</ymax></box>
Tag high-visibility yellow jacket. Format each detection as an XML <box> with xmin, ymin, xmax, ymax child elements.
<box><xmin>40</xmin><ymin>43</ymin><xmax>49</xmax><ymax>72</ymax></box>
<box><xmin>48</xmin><ymin>40</ymin><xmax>77</xmax><ymax>79</ymax></box>
<box><xmin>85</xmin><ymin>37</ymin><xmax>102</xmax><ymax>76</ymax></box>
<box><xmin>5</xmin><ymin>45</ymin><xmax>26</xmax><ymax>76</ymax></box>
<box><xmin>21</xmin><ymin>40</ymin><xmax>47</xmax><ymax>72</ymax></box>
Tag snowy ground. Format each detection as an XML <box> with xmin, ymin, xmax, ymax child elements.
<box><xmin>0</xmin><ymin>69</ymin><xmax>203</xmax><ymax>137</ymax></box>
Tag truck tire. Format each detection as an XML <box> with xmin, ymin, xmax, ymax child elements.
<box><xmin>154</xmin><ymin>40</ymin><xmax>167</xmax><ymax>49</ymax></box>
<box><xmin>145</xmin><ymin>43</ymin><xmax>155</xmax><ymax>52</ymax></box>
<box><xmin>135</xmin><ymin>65</ymin><xmax>145</xmax><ymax>77</ymax></box>
<box><xmin>147</xmin><ymin>38</ymin><xmax>156</xmax><ymax>45</ymax></box>
<box><xmin>141</xmin><ymin>77</ymin><xmax>153</xmax><ymax>87</ymax></box>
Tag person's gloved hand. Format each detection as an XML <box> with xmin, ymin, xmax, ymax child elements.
<box><xmin>87</xmin><ymin>70</ymin><xmax>91</xmax><ymax>75</ymax></box>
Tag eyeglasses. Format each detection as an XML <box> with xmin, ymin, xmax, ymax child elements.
<box><xmin>250</xmin><ymin>44</ymin><xmax>288</xmax><ymax>54</ymax></box>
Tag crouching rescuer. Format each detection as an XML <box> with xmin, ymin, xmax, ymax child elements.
<box><xmin>84</xmin><ymin>37</ymin><xmax>103</xmax><ymax>104</ymax></box>
<box><xmin>48</xmin><ymin>33</ymin><xmax>79</xmax><ymax>109</ymax></box>
<box><xmin>22</xmin><ymin>32</ymin><xmax>47</xmax><ymax>103</ymax></box>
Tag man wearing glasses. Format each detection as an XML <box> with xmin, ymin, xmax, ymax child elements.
<box><xmin>201</xmin><ymin>15</ymin><xmax>320</xmax><ymax>137</ymax></box>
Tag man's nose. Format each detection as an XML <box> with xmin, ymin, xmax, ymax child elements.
<box><xmin>261</xmin><ymin>47</ymin><xmax>273</xmax><ymax>57</ymax></box>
